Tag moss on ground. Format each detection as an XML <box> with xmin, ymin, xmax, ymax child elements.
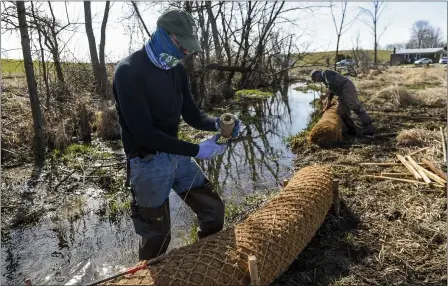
<box><xmin>235</xmin><ymin>89</ymin><xmax>273</xmax><ymax>100</ymax></box>
<box><xmin>224</xmin><ymin>191</ymin><xmax>276</xmax><ymax>225</ymax></box>
<box><xmin>294</xmin><ymin>83</ymin><xmax>322</xmax><ymax>93</ymax></box>
<box><xmin>52</xmin><ymin>143</ymin><xmax>113</xmax><ymax>164</ymax></box>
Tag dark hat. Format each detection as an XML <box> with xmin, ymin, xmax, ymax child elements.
<box><xmin>157</xmin><ymin>9</ymin><xmax>202</xmax><ymax>52</ymax></box>
<box><xmin>311</xmin><ymin>69</ymin><xmax>322</xmax><ymax>81</ymax></box>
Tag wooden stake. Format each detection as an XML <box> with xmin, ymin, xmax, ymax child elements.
<box><xmin>408</xmin><ymin>146</ymin><xmax>430</xmax><ymax>156</ymax></box>
<box><xmin>416</xmin><ymin>165</ymin><xmax>447</xmax><ymax>185</ymax></box>
<box><xmin>361</xmin><ymin>175</ymin><xmax>429</xmax><ymax>185</ymax></box>
<box><xmin>359</xmin><ymin>162</ymin><xmax>402</xmax><ymax>166</ymax></box>
<box><xmin>396</xmin><ymin>155</ymin><xmax>422</xmax><ymax>180</ymax></box>
<box><xmin>422</xmin><ymin>158</ymin><xmax>447</xmax><ymax>180</ymax></box>
<box><xmin>248</xmin><ymin>255</ymin><xmax>260</xmax><ymax>286</ymax></box>
<box><xmin>440</xmin><ymin>127</ymin><xmax>447</xmax><ymax>162</ymax></box>
<box><xmin>332</xmin><ymin>179</ymin><xmax>340</xmax><ymax>217</ymax></box>
<box><xmin>380</xmin><ymin>172</ymin><xmax>413</xmax><ymax>177</ymax></box>
<box><xmin>406</xmin><ymin>156</ymin><xmax>431</xmax><ymax>184</ymax></box>
<box><xmin>359</xmin><ymin>162</ymin><xmax>425</xmax><ymax>166</ymax></box>
<box><xmin>282</xmin><ymin>179</ymin><xmax>289</xmax><ymax>188</ymax></box>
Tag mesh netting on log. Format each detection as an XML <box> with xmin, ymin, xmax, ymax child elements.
<box><xmin>106</xmin><ymin>165</ymin><xmax>334</xmax><ymax>286</ymax></box>
<box><xmin>308</xmin><ymin>102</ymin><xmax>346</xmax><ymax>147</ymax></box>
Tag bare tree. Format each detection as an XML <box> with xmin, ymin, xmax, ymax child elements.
<box><xmin>84</xmin><ymin>1</ymin><xmax>110</xmax><ymax>98</ymax></box>
<box><xmin>359</xmin><ymin>0</ymin><xmax>388</xmax><ymax>67</ymax></box>
<box><xmin>407</xmin><ymin>20</ymin><xmax>444</xmax><ymax>49</ymax></box>
<box><xmin>16</xmin><ymin>1</ymin><xmax>46</xmax><ymax>165</ymax></box>
<box><xmin>30</xmin><ymin>2</ymin><xmax>50</xmax><ymax>108</ymax></box>
<box><xmin>2</xmin><ymin>1</ymin><xmax>78</xmax><ymax>91</ymax></box>
<box><xmin>385</xmin><ymin>42</ymin><xmax>405</xmax><ymax>50</ymax></box>
<box><xmin>330</xmin><ymin>0</ymin><xmax>358</xmax><ymax>69</ymax></box>
<box><xmin>351</xmin><ymin>30</ymin><xmax>371</xmax><ymax>73</ymax></box>
<box><xmin>131</xmin><ymin>1</ymin><xmax>151</xmax><ymax>38</ymax></box>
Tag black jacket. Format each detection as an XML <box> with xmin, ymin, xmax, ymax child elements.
<box><xmin>112</xmin><ymin>47</ymin><xmax>217</xmax><ymax>157</ymax></box>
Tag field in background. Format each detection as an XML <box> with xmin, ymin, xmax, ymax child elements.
<box><xmin>295</xmin><ymin>49</ymin><xmax>391</xmax><ymax>66</ymax></box>
<box><xmin>1</xmin><ymin>50</ymin><xmax>393</xmax><ymax>75</ymax></box>
<box><xmin>1</xmin><ymin>59</ymin><xmax>26</xmax><ymax>75</ymax></box>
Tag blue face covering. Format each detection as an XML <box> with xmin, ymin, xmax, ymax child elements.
<box><xmin>145</xmin><ymin>27</ymin><xmax>185</xmax><ymax>70</ymax></box>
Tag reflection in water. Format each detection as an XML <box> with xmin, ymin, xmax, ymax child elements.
<box><xmin>200</xmin><ymin>83</ymin><xmax>315</xmax><ymax>199</ymax></box>
<box><xmin>1</xmin><ymin>83</ymin><xmax>315</xmax><ymax>285</ymax></box>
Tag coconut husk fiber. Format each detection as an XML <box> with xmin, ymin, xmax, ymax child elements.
<box><xmin>308</xmin><ymin>102</ymin><xmax>346</xmax><ymax>148</ymax></box>
<box><xmin>105</xmin><ymin>165</ymin><xmax>334</xmax><ymax>286</ymax></box>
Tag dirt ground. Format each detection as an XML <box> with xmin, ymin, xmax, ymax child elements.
<box><xmin>276</xmin><ymin>65</ymin><xmax>447</xmax><ymax>285</ymax></box>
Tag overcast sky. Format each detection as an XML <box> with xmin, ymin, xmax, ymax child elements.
<box><xmin>1</xmin><ymin>1</ymin><xmax>447</xmax><ymax>62</ymax></box>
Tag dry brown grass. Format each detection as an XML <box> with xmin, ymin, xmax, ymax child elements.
<box><xmin>282</xmin><ymin>100</ymin><xmax>446</xmax><ymax>285</ymax></box>
<box><xmin>369</xmin><ymin>85</ymin><xmax>420</xmax><ymax>108</ymax></box>
<box><xmin>396</xmin><ymin>128</ymin><xmax>440</xmax><ymax>147</ymax></box>
<box><xmin>308</xmin><ymin>103</ymin><xmax>345</xmax><ymax>147</ymax></box>
<box><xmin>46</xmin><ymin>120</ymin><xmax>72</xmax><ymax>150</ymax></box>
<box><xmin>413</xmin><ymin>87</ymin><xmax>446</xmax><ymax>107</ymax></box>
<box><xmin>97</xmin><ymin>103</ymin><xmax>121</xmax><ymax>140</ymax></box>
<box><xmin>1</xmin><ymin>90</ymin><xmax>34</xmax><ymax>162</ymax></box>
<box><xmin>403</xmin><ymin>67</ymin><xmax>445</xmax><ymax>88</ymax></box>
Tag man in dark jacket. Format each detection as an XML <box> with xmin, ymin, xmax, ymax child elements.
<box><xmin>112</xmin><ymin>9</ymin><xmax>240</xmax><ymax>260</ymax></box>
<box><xmin>311</xmin><ymin>69</ymin><xmax>374</xmax><ymax>135</ymax></box>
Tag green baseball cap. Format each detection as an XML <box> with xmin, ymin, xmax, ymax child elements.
<box><xmin>157</xmin><ymin>9</ymin><xmax>202</xmax><ymax>52</ymax></box>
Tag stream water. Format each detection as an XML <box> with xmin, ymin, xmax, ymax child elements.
<box><xmin>1</xmin><ymin>83</ymin><xmax>316</xmax><ymax>285</ymax></box>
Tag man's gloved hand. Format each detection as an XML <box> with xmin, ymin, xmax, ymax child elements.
<box><xmin>195</xmin><ymin>134</ymin><xmax>228</xmax><ymax>160</ymax></box>
<box><xmin>215</xmin><ymin>115</ymin><xmax>241</xmax><ymax>138</ymax></box>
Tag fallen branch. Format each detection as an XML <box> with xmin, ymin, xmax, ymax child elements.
<box><xmin>421</xmin><ymin>158</ymin><xmax>447</xmax><ymax>181</ymax></box>
<box><xmin>406</xmin><ymin>155</ymin><xmax>431</xmax><ymax>184</ymax></box>
<box><xmin>87</xmin><ymin>162</ymin><xmax>124</xmax><ymax>176</ymax></box>
<box><xmin>54</xmin><ymin>169</ymin><xmax>77</xmax><ymax>191</ymax></box>
<box><xmin>396</xmin><ymin>155</ymin><xmax>422</xmax><ymax>180</ymax></box>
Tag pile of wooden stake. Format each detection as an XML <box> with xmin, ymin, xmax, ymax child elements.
<box><xmin>360</xmin><ymin>146</ymin><xmax>447</xmax><ymax>188</ymax></box>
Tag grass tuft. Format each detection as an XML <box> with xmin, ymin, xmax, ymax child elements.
<box><xmin>370</xmin><ymin>86</ymin><xmax>420</xmax><ymax>108</ymax></box>
<box><xmin>396</xmin><ymin>128</ymin><xmax>440</xmax><ymax>147</ymax></box>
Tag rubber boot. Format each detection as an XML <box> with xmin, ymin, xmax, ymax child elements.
<box><xmin>356</xmin><ymin>109</ymin><xmax>375</xmax><ymax>135</ymax></box>
<box><xmin>131</xmin><ymin>199</ymin><xmax>171</xmax><ymax>260</ymax></box>
<box><xmin>178</xmin><ymin>182</ymin><xmax>225</xmax><ymax>239</ymax></box>
<box><xmin>340</xmin><ymin>115</ymin><xmax>358</xmax><ymax>136</ymax></box>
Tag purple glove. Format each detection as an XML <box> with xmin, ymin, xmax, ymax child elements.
<box><xmin>195</xmin><ymin>134</ymin><xmax>228</xmax><ymax>160</ymax></box>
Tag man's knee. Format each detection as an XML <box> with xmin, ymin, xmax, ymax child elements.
<box><xmin>200</xmin><ymin>192</ymin><xmax>225</xmax><ymax>233</ymax></box>
<box><xmin>179</xmin><ymin>182</ymin><xmax>225</xmax><ymax>237</ymax></box>
<box><xmin>131</xmin><ymin>199</ymin><xmax>171</xmax><ymax>260</ymax></box>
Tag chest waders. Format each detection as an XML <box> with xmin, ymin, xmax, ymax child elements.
<box><xmin>125</xmin><ymin>156</ymin><xmax>225</xmax><ymax>260</ymax></box>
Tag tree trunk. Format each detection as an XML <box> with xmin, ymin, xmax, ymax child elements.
<box><xmin>47</xmin><ymin>2</ymin><xmax>65</xmax><ymax>86</ymax></box>
<box><xmin>374</xmin><ymin>25</ymin><xmax>378</xmax><ymax>67</ymax></box>
<box><xmin>205</xmin><ymin>1</ymin><xmax>224</xmax><ymax>82</ymax></box>
<box><xmin>183</xmin><ymin>1</ymin><xmax>200</xmax><ymax>101</ymax></box>
<box><xmin>335</xmin><ymin>35</ymin><xmax>340</xmax><ymax>70</ymax></box>
<box><xmin>84</xmin><ymin>1</ymin><xmax>102</xmax><ymax>96</ymax></box>
<box><xmin>17</xmin><ymin>1</ymin><xmax>46</xmax><ymax>165</ymax></box>
<box><xmin>99</xmin><ymin>1</ymin><xmax>111</xmax><ymax>98</ymax></box>
<box><xmin>31</xmin><ymin>2</ymin><xmax>51</xmax><ymax>109</ymax></box>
